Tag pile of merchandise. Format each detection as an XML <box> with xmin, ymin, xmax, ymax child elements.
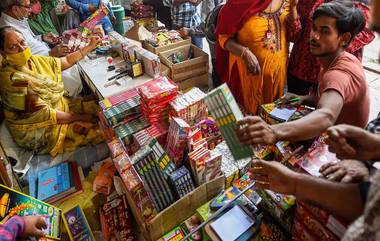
<box><xmin>130</xmin><ymin>1</ymin><xmax>156</xmax><ymax>29</ymax></box>
<box><xmin>145</xmin><ymin>30</ymin><xmax>184</xmax><ymax>47</ymax></box>
<box><xmin>169</xmin><ymin>87</ymin><xmax>208</xmax><ymax>126</ymax></box>
<box><xmin>29</xmin><ymin>161</ymin><xmax>82</xmax><ymax>204</ymax></box>
<box><xmin>97</xmin><ymin>78</ymin><xmax>229</xmax><ymax>226</ymax></box>
<box><xmin>137</xmin><ymin>76</ymin><xmax>178</xmax><ymax>126</ymax></box>
<box><xmin>53</xmin><ymin>4</ymin><xmax>112</xmax><ymax>53</ymax></box>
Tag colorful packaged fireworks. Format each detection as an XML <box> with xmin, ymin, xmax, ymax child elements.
<box><xmin>205</xmin><ymin>84</ymin><xmax>254</xmax><ymax>160</ymax></box>
<box><xmin>169</xmin><ymin>87</ymin><xmax>208</xmax><ymax>126</ymax></box>
<box><xmin>168</xmin><ymin>166</ymin><xmax>195</xmax><ymax>199</ymax></box>
<box><xmin>165</xmin><ymin>117</ymin><xmax>191</xmax><ymax>167</ymax></box>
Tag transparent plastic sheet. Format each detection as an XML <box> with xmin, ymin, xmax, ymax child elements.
<box><xmin>21</xmin><ymin>142</ymin><xmax>110</xmax><ymax>185</ymax></box>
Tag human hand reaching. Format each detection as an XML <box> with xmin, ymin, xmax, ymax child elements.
<box><xmin>88</xmin><ymin>36</ymin><xmax>101</xmax><ymax>50</ymax></box>
<box><xmin>179</xmin><ymin>27</ymin><xmax>190</xmax><ymax>38</ymax></box>
<box><xmin>236</xmin><ymin>116</ymin><xmax>278</xmax><ymax>145</ymax></box>
<box><xmin>251</xmin><ymin>159</ymin><xmax>298</xmax><ymax>195</ymax></box>
<box><xmin>49</xmin><ymin>44</ymin><xmax>70</xmax><ymax>57</ymax></box>
<box><xmin>88</xmin><ymin>4</ymin><xmax>97</xmax><ymax>13</ymax></box>
<box><xmin>21</xmin><ymin>216</ymin><xmax>47</xmax><ymax>238</ymax></box>
<box><xmin>277</xmin><ymin>92</ymin><xmax>304</xmax><ymax>107</ymax></box>
<box><xmin>319</xmin><ymin>159</ymin><xmax>370</xmax><ymax>183</ymax></box>
<box><xmin>326</xmin><ymin>124</ymin><xmax>380</xmax><ymax>161</ymax></box>
<box><xmin>43</xmin><ymin>32</ymin><xmax>59</xmax><ymax>45</ymax></box>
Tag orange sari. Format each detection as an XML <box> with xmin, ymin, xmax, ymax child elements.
<box><xmin>219</xmin><ymin>0</ymin><xmax>289</xmax><ymax>114</ymax></box>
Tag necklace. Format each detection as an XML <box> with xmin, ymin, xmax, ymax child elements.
<box><xmin>259</xmin><ymin>0</ymin><xmax>286</xmax><ymax>52</ymax></box>
<box><xmin>265</xmin><ymin>3</ymin><xmax>273</xmax><ymax>40</ymax></box>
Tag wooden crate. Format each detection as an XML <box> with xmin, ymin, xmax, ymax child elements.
<box><xmin>126</xmin><ymin>176</ymin><xmax>225</xmax><ymax>241</ymax></box>
<box><xmin>142</xmin><ymin>38</ymin><xmax>191</xmax><ymax>54</ymax></box>
<box><xmin>177</xmin><ymin>73</ymin><xmax>209</xmax><ymax>91</ymax></box>
<box><xmin>160</xmin><ymin>63</ymin><xmax>170</xmax><ymax>77</ymax></box>
<box><xmin>159</xmin><ymin>44</ymin><xmax>209</xmax><ymax>83</ymax></box>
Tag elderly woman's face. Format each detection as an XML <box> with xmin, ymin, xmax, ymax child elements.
<box><xmin>3</xmin><ymin>31</ymin><xmax>28</xmax><ymax>55</ymax></box>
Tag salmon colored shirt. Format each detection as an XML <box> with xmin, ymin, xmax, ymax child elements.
<box><xmin>317</xmin><ymin>51</ymin><xmax>369</xmax><ymax>128</ymax></box>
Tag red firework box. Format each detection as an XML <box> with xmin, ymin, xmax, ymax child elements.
<box><xmin>107</xmin><ymin>138</ymin><xmax>125</xmax><ymax>158</ymax></box>
<box><xmin>298</xmin><ymin>201</ymin><xmax>347</xmax><ymax>239</ymax></box>
<box><xmin>165</xmin><ymin>117</ymin><xmax>191</xmax><ymax>167</ymax></box>
<box><xmin>188</xmin><ymin>145</ymin><xmax>210</xmax><ymax>186</ymax></box>
<box><xmin>99</xmin><ymin>88</ymin><xmax>139</xmax><ymax>110</ymax></box>
<box><xmin>113</xmin><ymin>152</ymin><xmax>157</xmax><ymax>222</ymax></box>
<box><xmin>292</xmin><ymin>218</ymin><xmax>318</xmax><ymax>241</ymax></box>
<box><xmin>169</xmin><ymin>87</ymin><xmax>208</xmax><ymax>126</ymax></box>
<box><xmin>137</xmin><ymin>77</ymin><xmax>178</xmax><ymax>104</ymax></box>
<box><xmin>113</xmin><ymin>152</ymin><xmax>141</xmax><ymax>192</ymax></box>
<box><xmin>295</xmin><ymin>203</ymin><xmax>340</xmax><ymax>241</ymax></box>
<box><xmin>137</xmin><ymin>77</ymin><xmax>178</xmax><ymax>125</ymax></box>
<box><xmin>100</xmin><ymin>195</ymin><xmax>135</xmax><ymax>241</ymax></box>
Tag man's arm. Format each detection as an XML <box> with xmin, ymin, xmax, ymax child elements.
<box><xmin>295</xmin><ymin>172</ymin><xmax>363</xmax><ymax>221</ymax></box>
<box><xmin>65</xmin><ymin>0</ymin><xmax>90</xmax><ymax>14</ymax></box>
<box><xmin>273</xmin><ymin>90</ymin><xmax>344</xmax><ymax>142</ymax></box>
<box><xmin>327</xmin><ymin>124</ymin><xmax>380</xmax><ymax>161</ymax></box>
<box><xmin>252</xmin><ymin>160</ymin><xmax>363</xmax><ymax>222</ymax></box>
<box><xmin>173</xmin><ymin>0</ymin><xmax>196</xmax><ymax>6</ymax></box>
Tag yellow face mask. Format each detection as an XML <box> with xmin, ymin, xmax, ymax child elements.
<box><xmin>6</xmin><ymin>47</ymin><xmax>32</xmax><ymax>66</ymax></box>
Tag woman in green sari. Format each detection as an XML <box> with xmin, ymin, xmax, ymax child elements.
<box><xmin>0</xmin><ymin>26</ymin><xmax>104</xmax><ymax>157</ymax></box>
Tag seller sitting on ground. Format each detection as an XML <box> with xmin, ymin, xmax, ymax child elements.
<box><xmin>0</xmin><ymin>0</ymin><xmax>84</xmax><ymax>97</ymax></box>
<box><xmin>237</xmin><ymin>1</ymin><xmax>369</xmax><ymax>146</ymax></box>
<box><xmin>0</xmin><ymin>26</ymin><xmax>104</xmax><ymax>157</ymax></box>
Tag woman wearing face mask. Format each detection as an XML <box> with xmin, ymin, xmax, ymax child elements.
<box><xmin>0</xmin><ymin>26</ymin><xmax>104</xmax><ymax>157</ymax></box>
<box><xmin>28</xmin><ymin>0</ymin><xmax>60</xmax><ymax>36</ymax></box>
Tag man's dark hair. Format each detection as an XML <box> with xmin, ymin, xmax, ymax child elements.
<box><xmin>312</xmin><ymin>0</ymin><xmax>365</xmax><ymax>47</ymax></box>
<box><xmin>0</xmin><ymin>26</ymin><xmax>21</xmax><ymax>51</ymax></box>
<box><xmin>0</xmin><ymin>0</ymin><xmax>23</xmax><ymax>13</ymax></box>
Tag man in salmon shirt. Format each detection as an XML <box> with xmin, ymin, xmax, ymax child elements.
<box><xmin>236</xmin><ymin>1</ymin><xmax>369</xmax><ymax>146</ymax></box>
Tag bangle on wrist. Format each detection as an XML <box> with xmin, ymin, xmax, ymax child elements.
<box><xmin>241</xmin><ymin>47</ymin><xmax>248</xmax><ymax>58</ymax></box>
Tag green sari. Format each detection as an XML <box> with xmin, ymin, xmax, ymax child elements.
<box><xmin>28</xmin><ymin>0</ymin><xmax>59</xmax><ymax>36</ymax></box>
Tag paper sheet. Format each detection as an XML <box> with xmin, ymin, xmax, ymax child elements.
<box><xmin>269</xmin><ymin>107</ymin><xmax>297</xmax><ymax>121</ymax></box>
<box><xmin>211</xmin><ymin>205</ymin><xmax>254</xmax><ymax>241</ymax></box>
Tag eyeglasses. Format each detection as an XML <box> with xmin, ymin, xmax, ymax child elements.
<box><xmin>16</xmin><ymin>4</ymin><xmax>32</xmax><ymax>9</ymax></box>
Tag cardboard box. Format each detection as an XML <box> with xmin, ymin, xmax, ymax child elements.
<box><xmin>126</xmin><ymin>176</ymin><xmax>225</xmax><ymax>241</ymax></box>
<box><xmin>159</xmin><ymin>44</ymin><xmax>209</xmax><ymax>83</ymax></box>
<box><xmin>143</xmin><ymin>38</ymin><xmax>191</xmax><ymax>54</ymax></box>
<box><xmin>176</xmin><ymin>73</ymin><xmax>209</xmax><ymax>91</ymax></box>
<box><xmin>161</xmin><ymin>63</ymin><xmax>170</xmax><ymax>77</ymax></box>
<box><xmin>124</xmin><ymin>24</ymin><xmax>153</xmax><ymax>42</ymax></box>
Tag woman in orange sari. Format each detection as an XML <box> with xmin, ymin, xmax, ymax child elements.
<box><xmin>215</xmin><ymin>0</ymin><xmax>298</xmax><ymax>114</ymax></box>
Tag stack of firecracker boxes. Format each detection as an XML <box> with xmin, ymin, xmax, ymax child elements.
<box><xmin>98</xmin><ymin>79</ymin><xmax>348</xmax><ymax>240</ymax></box>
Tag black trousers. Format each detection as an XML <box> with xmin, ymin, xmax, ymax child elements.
<box><xmin>287</xmin><ymin>72</ymin><xmax>318</xmax><ymax>95</ymax></box>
